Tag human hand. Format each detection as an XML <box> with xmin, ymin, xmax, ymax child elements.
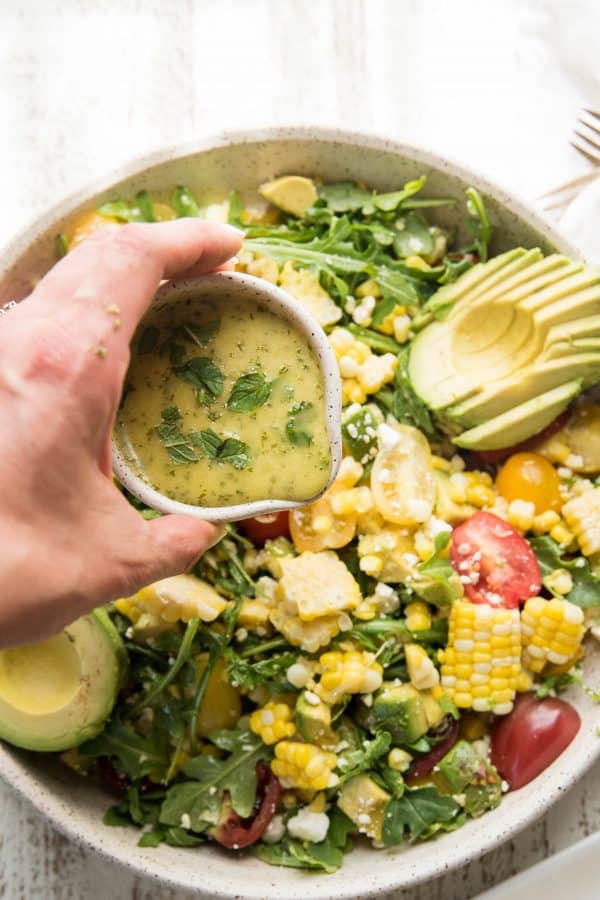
<box><xmin>0</xmin><ymin>219</ymin><xmax>242</xmax><ymax>647</ymax></box>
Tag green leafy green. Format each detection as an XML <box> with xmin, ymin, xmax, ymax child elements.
<box><xmin>530</xmin><ymin>536</ymin><xmax>600</xmax><ymax>608</ymax></box>
<box><xmin>227</xmin><ymin>372</ymin><xmax>272</xmax><ymax>412</ymax></box>
<box><xmin>160</xmin><ymin>731</ymin><xmax>268</xmax><ymax>828</ymax></box>
<box><xmin>337</xmin><ymin>732</ymin><xmax>391</xmax><ymax>784</ymax></box>
<box><xmin>393</xmin><ymin>211</ymin><xmax>434</xmax><ymax>259</ymax></box>
<box><xmin>254</xmin><ymin>837</ymin><xmax>345</xmax><ymax>873</ymax></box>
<box><xmin>174</xmin><ymin>356</ymin><xmax>224</xmax><ymax>404</ymax></box>
<box><xmin>55</xmin><ymin>233</ymin><xmax>69</xmax><ymax>258</ymax></box>
<box><xmin>412</xmin><ymin>531</ymin><xmax>463</xmax><ymax>606</ymax></box>
<box><xmin>190</xmin><ymin>429</ymin><xmax>250</xmax><ymax>469</ymax></box>
<box><xmin>172</xmin><ymin>185</ymin><xmax>200</xmax><ymax>218</ymax></box>
<box><xmin>155</xmin><ymin>407</ymin><xmax>198</xmax><ymax>465</ymax></box>
<box><xmin>225</xmin><ymin>648</ymin><xmax>298</xmax><ymax>691</ymax></box>
<box><xmin>347</xmin><ymin>324</ymin><xmax>401</xmax><ymax>355</ymax></box>
<box><xmin>99</xmin><ymin>189</ymin><xmax>156</xmax><ymax>223</ymax></box>
<box><xmin>465</xmin><ymin>188</ymin><xmax>493</xmax><ymax>262</ymax></box>
<box><xmin>81</xmin><ymin>717</ymin><xmax>170</xmax><ymax>781</ymax></box>
<box><xmin>382</xmin><ymin>787</ymin><xmax>461</xmax><ymax>845</ymax></box>
<box><xmin>176</xmin><ymin>321</ymin><xmax>220</xmax><ymax>347</ymax></box>
<box><xmin>227</xmin><ymin>191</ymin><xmax>245</xmax><ymax>227</ymax></box>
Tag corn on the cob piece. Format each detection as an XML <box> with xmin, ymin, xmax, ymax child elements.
<box><xmin>521</xmin><ymin>597</ymin><xmax>585</xmax><ymax>673</ymax></box>
<box><xmin>315</xmin><ymin>650</ymin><xmax>383</xmax><ymax>705</ymax></box>
<box><xmin>237</xmin><ymin>598</ymin><xmax>272</xmax><ymax>630</ymax></box>
<box><xmin>117</xmin><ymin>574</ymin><xmax>229</xmax><ymax>625</ymax></box>
<box><xmin>562</xmin><ymin>487</ymin><xmax>600</xmax><ymax>557</ymax></box>
<box><xmin>250</xmin><ymin>702</ymin><xmax>296</xmax><ymax>745</ymax></box>
<box><xmin>271</xmin><ymin>741</ymin><xmax>338</xmax><ymax>790</ymax></box>
<box><xmin>276</xmin><ymin>551</ymin><xmax>360</xmax><ymax>622</ymax></box>
<box><xmin>405</xmin><ymin>643</ymin><xmax>440</xmax><ymax>691</ymax></box>
<box><xmin>329</xmin><ymin>327</ymin><xmax>397</xmax><ymax>404</ymax></box>
<box><xmin>279</xmin><ymin>260</ymin><xmax>343</xmax><ymax>327</ymax></box>
<box><xmin>270</xmin><ymin>607</ymin><xmax>353</xmax><ymax>654</ymax></box>
<box><xmin>439</xmin><ymin>601</ymin><xmax>521</xmax><ymax>714</ymax></box>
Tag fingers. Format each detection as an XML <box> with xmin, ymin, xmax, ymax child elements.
<box><xmin>28</xmin><ymin>220</ymin><xmax>243</xmax><ymax>345</ymax></box>
<box><xmin>129</xmin><ymin>514</ymin><xmax>226</xmax><ymax>589</ymax></box>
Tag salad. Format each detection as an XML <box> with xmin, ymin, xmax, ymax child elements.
<box><xmin>2</xmin><ymin>173</ymin><xmax>600</xmax><ymax>874</ymax></box>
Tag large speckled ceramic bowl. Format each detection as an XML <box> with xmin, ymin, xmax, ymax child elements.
<box><xmin>1</xmin><ymin>127</ymin><xmax>599</xmax><ymax>899</ymax></box>
<box><xmin>111</xmin><ymin>271</ymin><xmax>343</xmax><ymax>523</ymax></box>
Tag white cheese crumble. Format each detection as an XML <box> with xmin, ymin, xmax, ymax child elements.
<box><xmin>263</xmin><ymin>814</ymin><xmax>286</xmax><ymax>844</ymax></box>
<box><xmin>286</xmin><ymin>659</ymin><xmax>313</xmax><ymax>689</ymax></box>
<box><xmin>377</xmin><ymin>422</ymin><xmax>401</xmax><ymax>450</ymax></box>
<box><xmin>180</xmin><ymin>813</ymin><xmax>191</xmax><ymax>829</ymax></box>
<box><xmin>287</xmin><ymin>809</ymin><xmax>330</xmax><ymax>843</ymax></box>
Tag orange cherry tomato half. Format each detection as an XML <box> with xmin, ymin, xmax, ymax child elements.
<box><xmin>450</xmin><ymin>511</ymin><xmax>541</xmax><ymax>608</ymax></box>
<box><xmin>496</xmin><ymin>452</ymin><xmax>562</xmax><ymax>514</ymax></box>
<box><xmin>238</xmin><ymin>512</ymin><xmax>290</xmax><ymax>544</ymax></box>
<box><xmin>491</xmin><ymin>692</ymin><xmax>581</xmax><ymax>790</ymax></box>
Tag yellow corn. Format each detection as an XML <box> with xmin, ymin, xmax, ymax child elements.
<box><xmin>114</xmin><ymin>597</ymin><xmax>142</xmax><ymax>624</ymax></box>
<box><xmin>521</xmin><ymin>597</ymin><xmax>585</xmax><ymax>673</ymax></box>
<box><xmin>270</xmin><ymin>607</ymin><xmax>352</xmax><ymax>654</ymax></box>
<box><xmin>448</xmin><ymin>472</ymin><xmax>497</xmax><ymax>508</ymax></box>
<box><xmin>272</xmin><ymin>741</ymin><xmax>338</xmax><ymax>790</ymax></box>
<box><xmin>250</xmin><ymin>702</ymin><xmax>296</xmax><ymax>745</ymax></box>
<box><xmin>562</xmin><ymin>487</ymin><xmax>600</xmax><ymax>556</ymax></box>
<box><xmin>329</xmin><ymin>327</ymin><xmax>396</xmax><ymax>402</ymax></box>
<box><xmin>532</xmin><ymin>510</ymin><xmax>562</xmax><ymax>534</ymax></box>
<box><xmin>405</xmin><ymin>601</ymin><xmax>432</xmax><ymax>632</ymax></box>
<box><xmin>507</xmin><ymin>500</ymin><xmax>536</xmax><ymax>533</ymax></box>
<box><xmin>237</xmin><ymin>598</ymin><xmax>271</xmax><ymax>630</ymax></box>
<box><xmin>279</xmin><ymin>261</ymin><xmax>343</xmax><ymax>328</ymax></box>
<box><xmin>356</xmin><ymin>278</ymin><xmax>382</xmax><ymax>298</ymax></box>
<box><xmin>315</xmin><ymin>650</ymin><xmax>383</xmax><ymax>705</ymax></box>
<box><xmin>549</xmin><ymin>521</ymin><xmax>576</xmax><ymax>548</ymax></box>
<box><xmin>123</xmin><ymin>574</ymin><xmax>230</xmax><ymax>625</ymax></box>
<box><xmin>330</xmin><ymin>486</ymin><xmax>373</xmax><ymax>517</ymax></box>
<box><xmin>357</xmin><ymin>529</ymin><xmax>417</xmax><ymax>582</ymax></box>
<box><xmin>246</xmin><ymin>254</ymin><xmax>279</xmax><ymax>284</ymax></box>
<box><xmin>439</xmin><ymin>601</ymin><xmax>521</xmax><ymax>714</ymax></box>
<box><xmin>276</xmin><ymin>551</ymin><xmax>361</xmax><ymax>622</ymax></box>
<box><xmin>544</xmin><ymin>569</ymin><xmax>574</xmax><ymax>596</ymax></box>
<box><xmin>388</xmin><ymin>748</ymin><xmax>413</xmax><ymax>771</ymax></box>
<box><xmin>405</xmin><ymin>643</ymin><xmax>440</xmax><ymax>691</ymax></box>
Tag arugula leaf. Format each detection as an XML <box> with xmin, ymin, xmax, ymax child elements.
<box><xmin>225</xmin><ymin>648</ymin><xmax>298</xmax><ymax>691</ymax></box>
<box><xmin>172</xmin><ymin>185</ymin><xmax>200</xmax><ymax>218</ymax></box>
<box><xmin>160</xmin><ymin>731</ymin><xmax>268</xmax><ymax>828</ymax></box>
<box><xmin>138</xmin><ymin>325</ymin><xmax>159</xmax><ymax>354</ymax></box>
<box><xmin>347</xmin><ymin>324</ymin><xmax>401</xmax><ymax>355</ymax></box>
<box><xmin>174</xmin><ymin>356</ymin><xmax>224</xmax><ymax>404</ymax></box>
<box><xmin>465</xmin><ymin>188</ymin><xmax>493</xmax><ymax>262</ymax></box>
<box><xmin>99</xmin><ymin>189</ymin><xmax>155</xmax><ymax>223</ymax></box>
<box><xmin>393</xmin><ymin>211</ymin><xmax>434</xmax><ymax>259</ymax></box>
<box><xmin>227</xmin><ymin>191</ymin><xmax>245</xmax><ymax>227</ymax></box>
<box><xmin>135</xmin><ymin>190</ymin><xmax>156</xmax><ymax>222</ymax></box>
<box><xmin>412</xmin><ymin>531</ymin><xmax>464</xmax><ymax>607</ymax></box>
<box><xmin>337</xmin><ymin>731</ymin><xmax>391</xmax><ymax>784</ymax></box>
<box><xmin>286</xmin><ymin>401</ymin><xmax>314</xmax><ymax>446</ymax></box>
<box><xmin>155</xmin><ymin>408</ymin><xmax>198</xmax><ymax>465</ymax></box>
<box><xmin>391</xmin><ymin>346</ymin><xmax>437</xmax><ymax>436</ymax></box>
<box><xmin>318</xmin><ymin>181</ymin><xmax>373</xmax><ymax>212</ymax></box>
<box><xmin>190</xmin><ymin>429</ymin><xmax>250</xmax><ymax>469</ymax></box>
<box><xmin>227</xmin><ymin>372</ymin><xmax>272</xmax><ymax>412</ymax></box>
<box><xmin>530</xmin><ymin>536</ymin><xmax>600</xmax><ymax>608</ymax></box>
<box><xmin>81</xmin><ymin>716</ymin><xmax>170</xmax><ymax>781</ymax></box>
<box><xmin>254</xmin><ymin>837</ymin><xmax>345</xmax><ymax>873</ymax></box>
<box><xmin>382</xmin><ymin>787</ymin><xmax>461</xmax><ymax>845</ymax></box>
<box><xmin>367</xmin><ymin>177</ymin><xmax>427</xmax><ymax>214</ymax></box>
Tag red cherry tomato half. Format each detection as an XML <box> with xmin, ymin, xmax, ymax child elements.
<box><xmin>404</xmin><ymin>719</ymin><xmax>460</xmax><ymax>784</ymax></box>
<box><xmin>212</xmin><ymin>762</ymin><xmax>281</xmax><ymax>849</ymax></box>
<box><xmin>238</xmin><ymin>512</ymin><xmax>290</xmax><ymax>544</ymax></box>
<box><xmin>450</xmin><ymin>511</ymin><xmax>541</xmax><ymax>608</ymax></box>
<box><xmin>491</xmin><ymin>692</ymin><xmax>581</xmax><ymax>790</ymax></box>
<box><xmin>474</xmin><ymin>410</ymin><xmax>572</xmax><ymax>465</ymax></box>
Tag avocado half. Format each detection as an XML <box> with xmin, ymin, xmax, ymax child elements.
<box><xmin>0</xmin><ymin>609</ymin><xmax>126</xmax><ymax>752</ymax></box>
<box><xmin>409</xmin><ymin>248</ymin><xmax>600</xmax><ymax>450</ymax></box>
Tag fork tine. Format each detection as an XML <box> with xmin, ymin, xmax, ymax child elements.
<box><xmin>577</xmin><ymin>112</ymin><xmax>600</xmax><ymax>139</ymax></box>
<box><xmin>539</xmin><ymin>170</ymin><xmax>599</xmax><ymax>201</ymax></box>
<box><xmin>582</xmin><ymin>107</ymin><xmax>600</xmax><ymax>123</ymax></box>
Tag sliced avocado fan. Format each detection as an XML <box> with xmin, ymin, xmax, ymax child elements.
<box><xmin>409</xmin><ymin>249</ymin><xmax>600</xmax><ymax>450</ymax></box>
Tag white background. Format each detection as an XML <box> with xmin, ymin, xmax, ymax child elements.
<box><xmin>0</xmin><ymin>1</ymin><xmax>599</xmax><ymax>898</ymax></box>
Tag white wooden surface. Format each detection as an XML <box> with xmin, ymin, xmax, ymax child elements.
<box><xmin>1</xmin><ymin>0</ymin><xmax>599</xmax><ymax>897</ymax></box>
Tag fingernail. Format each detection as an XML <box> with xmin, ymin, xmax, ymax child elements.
<box><xmin>205</xmin><ymin>523</ymin><xmax>227</xmax><ymax>550</ymax></box>
<box><xmin>222</xmin><ymin>224</ymin><xmax>245</xmax><ymax>237</ymax></box>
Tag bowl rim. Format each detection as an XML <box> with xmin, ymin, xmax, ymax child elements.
<box><xmin>0</xmin><ymin>124</ymin><xmax>596</xmax><ymax>899</ymax></box>
<box><xmin>111</xmin><ymin>270</ymin><xmax>343</xmax><ymax>522</ymax></box>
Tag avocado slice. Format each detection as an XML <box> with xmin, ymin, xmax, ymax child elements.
<box><xmin>370</xmin><ymin>683</ymin><xmax>429</xmax><ymax>744</ymax></box>
<box><xmin>409</xmin><ymin>249</ymin><xmax>600</xmax><ymax>447</ymax></box>
<box><xmin>434</xmin><ymin>470</ymin><xmax>476</xmax><ymax>524</ymax></box>
<box><xmin>0</xmin><ymin>610</ymin><xmax>125</xmax><ymax>752</ymax></box>
<box><xmin>421</xmin><ymin>690</ymin><xmax>445</xmax><ymax>730</ymax></box>
<box><xmin>296</xmin><ymin>692</ymin><xmax>337</xmax><ymax>746</ymax></box>
<box><xmin>447</xmin><ymin>355</ymin><xmax>600</xmax><ymax>426</ymax></box>
<box><xmin>453</xmin><ymin>379</ymin><xmax>582</xmax><ymax>451</ymax></box>
<box><xmin>337</xmin><ymin>774</ymin><xmax>391</xmax><ymax>843</ymax></box>
<box><xmin>258</xmin><ymin>175</ymin><xmax>318</xmax><ymax>218</ymax></box>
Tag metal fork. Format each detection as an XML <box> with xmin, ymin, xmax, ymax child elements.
<box><xmin>539</xmin><ymin>107</ymin><xmax>600</xmax><ymax>216</ymax></box>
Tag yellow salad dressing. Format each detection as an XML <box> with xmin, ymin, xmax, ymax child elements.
<box><xmin>115</xmin><ymin>293</ymin><xmax>331</xmax><ymax>507</ymax></box>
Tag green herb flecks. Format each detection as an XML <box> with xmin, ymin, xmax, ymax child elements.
<box><xmin>286</xmin><ymin>401</ymin><xmax>314</xmax><ymax>446</ymax></box>
<box><xmin>227</xmin><ymin>371</ymin><xmax>272</xmax><ymax>412</ymax></box>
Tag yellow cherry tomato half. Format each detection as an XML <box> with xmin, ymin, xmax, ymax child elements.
<box><xmin>496</xmin><ymin>452</ymin><xmax>562</xmax><ymax>514</ymax></box>
<box><xmin>289</xmin><ymin>486</ymin><xmax>357</xmax><ymax>552</ymax></box>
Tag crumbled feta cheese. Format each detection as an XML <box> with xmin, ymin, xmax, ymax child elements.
<box><xmin>377</xmin><ymin>422</ymin><xmax>401</xmax><ymax>449</ymax></box>
<box><xmin>235</xmin><ymin>627</ymin><xmax>248</xmax><ymax>642</ymax></box>
<box><xmin>406</xmin><ymin>499</ymin><xmax>433</xmax><ymax>522</ymax></box>
<box><xmin>304</xmin><ymin>690</ymin><xmax>321</xmax><ymax>706</ymax></box>
<box><xmin>566</xmin><ymin>454</ymin><xmax>584</xmax><ymax>469</ymax></box>
<box><xmin>263</xmin><ymin>814</ymin><xmax>286</xmax><ymax>844</ymax></box>
<box><xmin>287</xmin><ymin>809</ymin><xmax>330</xmax><ymax>843</ymax></box>
<box><xmin>286</xmin><ymin>659</ymin><xmax>313</xmax><ymax>689</ymax></box>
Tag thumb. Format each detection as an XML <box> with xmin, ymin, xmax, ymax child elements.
<box><xmin>138</xmin><ymin>515</ymin><xmax>226</xmax><ymax>584</ymax></box>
